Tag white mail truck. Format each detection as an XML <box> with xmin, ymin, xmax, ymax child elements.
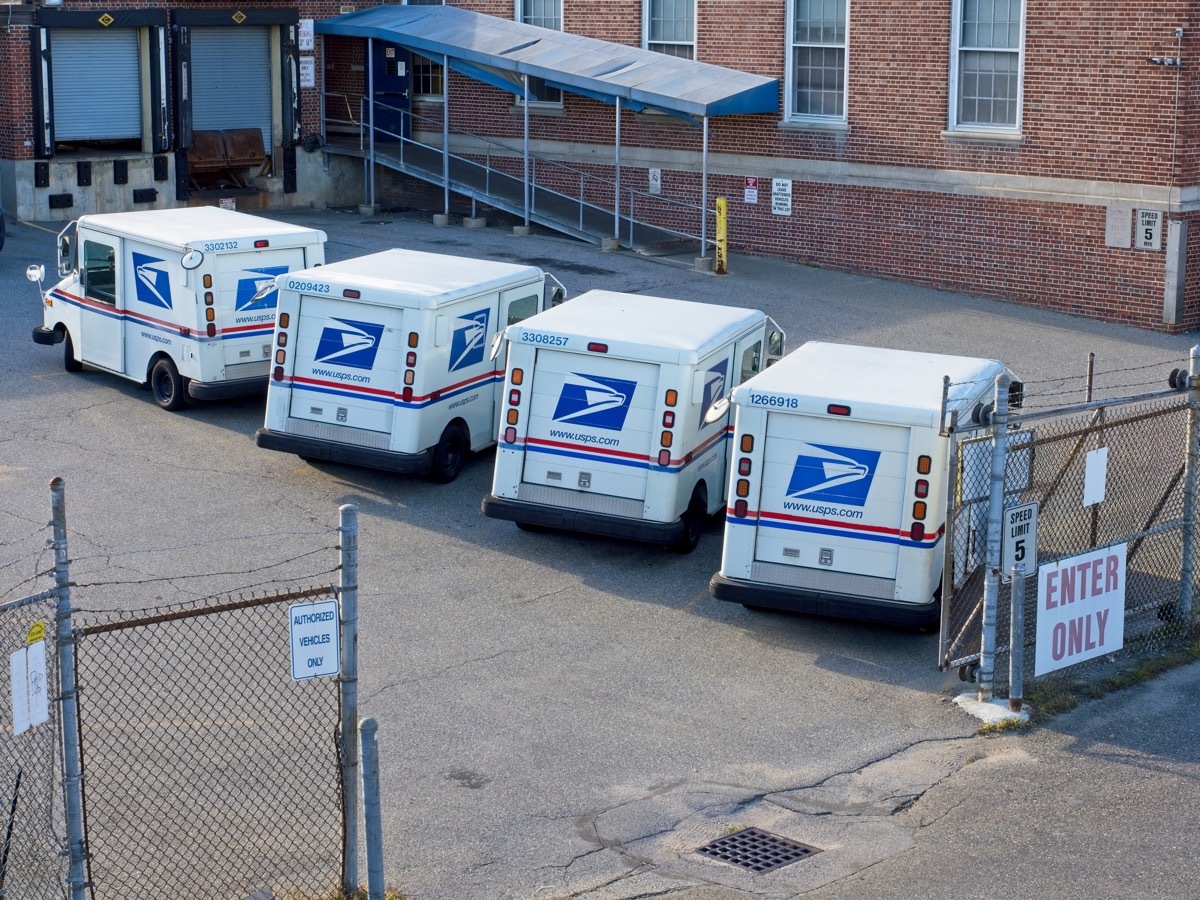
<box><xmin>29</xmin><ymin>207</ymin><xmax>327</xmax><ymax>411</ymax></box>
<box><xmin>709</xmin><ymin>342</ymin><xmax>1020</xmax><ymax>627</ymax></box>
<box><xmin>254</xmin><ymin>248</ymin><xmax>565</xmax><ymax>483</ymax></box>
<box><xmin>482</xmin><ymin>290</ymin><xmax>784</xmax><ymax>552</ymax></box>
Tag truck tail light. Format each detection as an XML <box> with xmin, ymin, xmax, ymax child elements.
<box><xmin>506</xmin><ymin>408</ymin><xmax>519</xmax><ymax>425</ymax></box>
<box><xmin>913</xmin><ymin>501</ymin><xmax>927</xmax><ymax>520</ymax></box>
<box><xmin>915</xmin><ymin>479</ymin><xmax>929</xmax><ymax>498</ymax></box>
<box><xmin>277</xmin><ymin>332</ymin><xmax>287</xmax><ymax>347</ymax></box>
<box><xmin>828</xmin><ymin>404</ymin><xmax>851</xmax><ymax>416</ymax></box>
<box><xmin>511</xmin><ymin>368</ymin><xmax>523</xmax><ymax>385</ymax></box>
<box><xmin>403</xmin><ymin>370</ymin><xmax>414</xmax><ymax>386</ymax></box>
<box><xmin>587</xmin><ymin>342</ymin><xmax>608</xmax><ymax>353</ymax></box>
<box><xmin>203</xmin><ymin>274</ymin><xmax>213</xmax><ymax>288</ymax></box>
<box><xmin>738</xmin><ymin>458</ymin><xmax>752</xmax><ymax>476</ymax></box>
<box><xmin>740</xmin><ymin>434</ymin><xmax>754</xmax><ymax>453</ymax></box>
<box><xmin>911</xmin><ymin>522</ymin><xmax>926</xmax><ymax>541</ymax></box>
<box><xmin>917</xmin><ymin>455</ymin><xmax>932</xmax><ymax>474</ymax></box>
<box><xmin>206</xmin><ymin>323</ymin><xmax>216</xmax><ymax>337</ymax></box>
<box><xmin>734</xmin><ymin>499</ymin><xmax>749</xmax><ymax>518</ymax></box>
<box><xmin>736</xmin><ymin>479</ymin><xmax>750</xmax><ymax>498</ymax></box>
<box><xmin>343</xmin><ymin>289</ymin><xmax>360</xmax><ymax>299</ymax></box>
<box><xmin>273</xmin><ymin>366</ymin><xmax>285</xmax><ymax>381</ymax></box>
<box><xmin>662</xmin><ymin>411</ymin><xmax>674</xmax><ymax>427</ymax></box>
<box><xmin>504</xmin><ymin>426</ymin><xmax>517</xmax><ymax>443</ymax></box>
<box><xmin>205</xmin><ymin>308</ymin><xmax>215</xmax><ymax>322</ymax></box>
<box><xmin>254</xmin><ymin>239</ymin><xmax>269</xmax><ymax>248</ymax></box>
<box><xmin>408</xmin><ymin>332</ymin><xmax>419</xmax><ymax>348</ymax></box>
<box><xmin>402</xmin><ymin>386</ymin><xmax>413</xmax><ymax>402</ymax></box>
<box><xmin>660</xmin><ymin>430</ymin><xmax>673</xmax><ymax>448</ymax></box>
<box><xmin>509</xmin><ymin>389</ymin><xmax>520</xmax><ymax>406</ymax></box>
<box><xmin>274</xmin><ymin>349</ymin><xmax>285</xmax><ymax>365</ymax></box>
<box><xmin>278</xmin><ymin>313</ymin><xmax>289</xmax><ymax>328</ymax></box>
<box><xmin>406</xmin><ymin>351</ymin><xmax>416</xmax><ymax>366</ymax></box>
<box><xmin>665</xmin><ymin>389</ymin><xmax>678</xmax><ymax>407</ymax></box>
<box><xmin>657</xmin><ymin>449</ymin><xmax>671</xmax><ymax>466</ymax></box>
<box><xmin>204</xmin><ymin>291</ymin><xmax>214</xmax><ymax>306</ymax></box>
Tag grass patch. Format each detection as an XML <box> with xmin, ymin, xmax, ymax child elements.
<box><xmin>284</xmin><ymin>889</ymin><xmax>410</xmax><ymax>900</ymax></box>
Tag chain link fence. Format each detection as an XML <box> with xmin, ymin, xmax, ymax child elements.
<box><xmin>74</xmin><ymin>588</ymin><xmax>344</xmax><ymax>900</ymax></box>
<box><xmin>943</xmin><ymin>360</ymin><xmax>1197</xmax><ymax>698</ymax></box>
<box><xmin>0</xmin><ymin>593</ymin><xmax>66</xmax><ymax>900</ymax></box>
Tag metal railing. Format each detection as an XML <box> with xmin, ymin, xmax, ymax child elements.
<box><xmin>322</xmin><ymin>92</ymin><xmax>710</xmax><ymax>252</ymax></box>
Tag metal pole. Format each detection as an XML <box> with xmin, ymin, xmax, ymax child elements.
<box><xmin>442</xmin><ymin>54</ymin><xmax>450</xmax><ymax>215</ymax></box>
<box><xmin>339</xmin><ymin>504</ymin><xmax>360</xmax><ymax>893</ymax></box>
<box><xmin>614</xmin><ymin>97</ymin><xmax>621</xmax><ymax>239</ymax></box>
<box><xmin>360</xmin><ymin>718</ymin><xmax>385</xmax><ymax>900</ymax></box>
<box><xmin>978</xmin><ymin>373</ymin><xmax>1011</xmax><ymax>703</ymax></box>
<box><xmin>938</xmin><ymin>407</ymin><xmax>960</xmax><ymax>668</ymax></box>
<box><xmin>367</xmin><ymin>39</ymin><xmax>376</xmax><ymax>209</ymax></box>
<box><xmin>523</xmin><ymin>74</ymin><xmax>530</xmax><ymax>227</ymax></box>
<box><xmin>50</xmin><ymin>477</ymin><xmax>87</xmax><ymax>900</ymax></box>
<box><xmin>700</xmin><ymin>115</ymin><xmax>709</xmax><ymax>257</ymax></box>
<box><xmin>1009</xmin><ymin>562</ymin><xmax>1026</xmax><ymax>711</ymax></box>
<box><xmin>1180</xmin><ymin>345</ymin><xmax>1200</xmax><ymax>619</ymax></box>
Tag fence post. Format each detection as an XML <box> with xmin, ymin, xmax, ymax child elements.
<box><xmin>978</xmin><ymin>373</ymin><xmax>1011</xmax><ymax>702</ymax></box>
<box><xmin>50</xmin><ymin>478</ymin><xmax>87</xmax><ymax>899</ymax></box>
<box><xmin>1009</xmin><ymin>562</ymin><xmax>1026</xmax><ymax>711</ymax></box>
<box><xmin>1181</xmin><ymin>346</ymin><xmax>1200</xmax><ymax>620</ymax></box>
<box><xmin>360</xmin><ymin>718</ymin><xmax>385</xmax><ymax>900</ymax></box>
<box><xmin>339</xmin><ymin>504</ymin><xmax>360</xmax><ymax>894</ymax></box>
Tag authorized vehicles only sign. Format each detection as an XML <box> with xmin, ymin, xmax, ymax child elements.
<box><xmin>1035</xmin><ymin>544</ymin><xmax>1126</xmax><ymax>675</ymax></box>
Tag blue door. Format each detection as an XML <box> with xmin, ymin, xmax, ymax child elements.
<box><xmin>370</xmin><ymin>42</ymin><xmax>411</xmax><ymax>143</ymax></box>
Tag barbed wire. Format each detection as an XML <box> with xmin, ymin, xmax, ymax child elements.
<box><xmin>63</xmin><ymin>526</ymin><xmax>340</xmax><ymax>567</ymax></box>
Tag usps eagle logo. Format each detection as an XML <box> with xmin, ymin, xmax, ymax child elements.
<box><xmin>552</xmin><ymin>373</ymin><xmax>636</xmax><ymax>432</ymax></box>
<box><xmin>235</xmin><ymin>265</ymin><xmax>289</xmax><ymax>311</ymax></box>
<box><xmin>132</xmin><ymin>252</ymin><xmax>172</xmax><ymax>310</ymax></box>
<box><xmin>786</xmin><ymin>443</ymin><xmax>881</xmax><ymax>507</ymax></box>
<box><xmin>448</xmin><ymin>308</ymin><xmax>490</xmax><ymax>372</ymax></box>
<box><xmin>699</xmin><ymin>359</ymin><xmax>728</xmax><ymax>430</ymax></box>
<box><xmin>314</xmin><ymin>318</ymin><xmax>385</xmax><ymax>371</ymax></box>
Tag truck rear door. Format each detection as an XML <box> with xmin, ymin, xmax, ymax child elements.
<box><xmin>755</xmin><ymin>413</ymin><xmax>910</xmax><ymax>580</ymax></box>
<box><xmin>215</xmin><ymin>249</ymin><xmax>309</xmax><ymax>376</ymax></box>
<box><xmin>287</xmin><ymin>295</ymin><xmax>402</xmax><ymax>436</ymax></box>
<box><xmin>521</xmin><ymin>350</ymin><xmax>659</xmax><ymax>501</ymax></box>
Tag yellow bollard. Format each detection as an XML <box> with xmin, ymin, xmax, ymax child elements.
<box><xmin>715</xmin><ymin>197</ymin><xmax>728</xmax><ymax>275</ymax></box>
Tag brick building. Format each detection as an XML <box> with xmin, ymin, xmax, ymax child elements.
<box><xmin>2</xmin><ymin>1</ymin><xmax>1196</xmax><ymax>330</ymax></box>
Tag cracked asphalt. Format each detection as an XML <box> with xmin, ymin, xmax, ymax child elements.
<box><xmin>2</xmin><ymin>205</ymin><xmax>1198</xmax><ymax>899</ymax></box>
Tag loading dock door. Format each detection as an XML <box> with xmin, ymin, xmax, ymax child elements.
<box><xmin>51</xmin><ymin>29</ymin><xmax>141</xmax><ymax>141</ymax></box>
<box><xmin>190</xmin><ymin>26</ymin><xmax>273</xmax><ymax>149</ymax></box>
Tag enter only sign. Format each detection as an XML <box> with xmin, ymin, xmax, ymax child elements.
<box><xmin>1035</xmin><ymin>544</ymin><xmax>1126</xmax><ymax>676</ymax></box>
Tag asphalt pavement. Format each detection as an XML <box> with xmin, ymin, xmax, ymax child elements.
<box><xmin>3</xmin><ymin>204</ymin><xmax>1199</xmax><ymax>900</ymax></box>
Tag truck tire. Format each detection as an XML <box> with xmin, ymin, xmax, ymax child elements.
<box><xmin>63</xmin><ymin>331</ymin><xmax>83</xmax><ymax>373</ymax></box>
<box><xmin>150</xmin><ymin>358</ymin><xmax>187</xmax><ymax>411</ymax></box>
<box><xmin>670</xmin><ymin>486</ymin><xmax>707</xmax><ymax>554</ymax></box>
<box><xmin>429</xmin><ymin>422</ymin><xmax>468</xmax><ymax>483</ymax></box>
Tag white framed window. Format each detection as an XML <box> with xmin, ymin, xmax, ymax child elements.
<box><xmin>408</xmin><ymin>0</ymin><xmax>445</xmax><ymax>100</ymax></box>
<box><xmin>949</xmin><ymin>0</ymin><xmax>1024</xmax><ymax>132</ymax></box>
<box><xmin>515</xmin><ymin>0</ymin><xmax>563</xmax><ymax>105</ymax></box>
<box><xmin>786</xmin><ymin>0</ymin><xmax>848</xmax><ymax>121</ymax></box>
<box><xmin>644</xmin><ymin>0</ymin><xmax>695</xmax><ymax>60</ymax></box>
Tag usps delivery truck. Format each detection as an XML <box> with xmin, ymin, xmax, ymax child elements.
<box><xmin>482</xmin><ymin>290</ymin><xmax>784</xmax><ymax>552</ymax></box>
<box><xmin>255</xmin><ymin>248</ymin><xmax>564</xmax><ymax>483</ymax></box>
<box><xmin>709</xmin><ymin>342</ymin><xmax>1019</xmax><ymax>627</ymax></box>
<box><xmin>29</xmin><ymin>207</ymin><xmax>327</xmax><ymax>410</ymax></box>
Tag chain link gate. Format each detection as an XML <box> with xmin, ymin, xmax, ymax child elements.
<box><xmin>72</xmin><ymin>588</ymin><xmax>345</xmax><ymax>900</ymax></box>
<box><xmin>941</xmin><ymin>364</ymin><xmax>1196</xmax><ymax>696</ymax></box>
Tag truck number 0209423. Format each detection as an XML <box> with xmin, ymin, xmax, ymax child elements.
<box><xmin>287</xmin><ymin>280</ymin><xmax>331</xmax><ymax>294</ymax></box>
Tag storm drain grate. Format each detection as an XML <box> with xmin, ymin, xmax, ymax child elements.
<box><xmin>696</xmin><ymin>827</ymin><xmax>821</xmax><ymax>873</ymax></box>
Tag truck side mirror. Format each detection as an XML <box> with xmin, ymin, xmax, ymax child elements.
<box><xmin>489</xmin><ymin>330</ymin><xmax>506</xmax><ymax>361</ymax></box>
<box><xmin>767</xmin><ymin>330</ymin><xmax>784</xmax><ymax>358</ymax></box>
<box><xmin>57</xmin><ymin>236</ymin><xmax>72</xmax><ymax>276</ymax></box>
<box><xmin>26</xmin><ymin>264</ymin><xmax>45</xmax><ymax>284</ymax></box>
<box><xmin>543</xmin><ymin>274</ymin><xmax>568</xmax><ymax>310</ymax></box>
<box><xmin>703</xmin><ymin>396</ymin><xmax>731</xmax><ymax>425</ymax></box>
<box><xmin>181</xmin><ymin>249</ymin><xmax>205</xmax><ymax>271</ymax></box>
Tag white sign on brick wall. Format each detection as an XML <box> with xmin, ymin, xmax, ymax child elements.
<box><xmin>771</xmin><ymin>178</ymin><xmax>792</xmax><ymax>216</ymax></box>
<box><xmin>1105</xmin><ymin>206</ymin><xmax>1132</xmax><ymax>249</ymax></box>
<box><xmin>300</xmin><ymin>57</ymin><xmax>316</xmax><ymax>89</ymax></box>
<box><xmin>1137</xmin><ymin>209</ymin><xmax>1163</xmax><ymax>251</ymax></box>
<box><xmin>299</xmin><ymin>19</ymin><xmax>314</xmax><ymax>51</ymax></box>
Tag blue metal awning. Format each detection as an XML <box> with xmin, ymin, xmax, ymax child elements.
<box><xmin>315</xmin><ymin>5</ymin><xmax>779</xmax><ymax>120</ymax></box>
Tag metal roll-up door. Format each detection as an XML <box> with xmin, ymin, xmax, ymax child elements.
<box><xmin>190</xmin><ymin>27</ymin><xmax>272</xmax><ymax>149</ymax></box>
<box><xmin>51</xmin><ymin>29</ymin><xmax>141</xmax><ymax>141</ymax></box>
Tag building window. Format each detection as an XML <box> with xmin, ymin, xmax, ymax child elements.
<box><xmin>787</xmin><ymin>0</ymin><xmax>847</xmax><ymax>120</ymax></box>
<box><xmin>645</xmin><ymin>0</ymin><xmax>694</xmax><ymax>60</ymax></box>
<box><xmin>408</xmin><ymin>0</ymin><xmax>445</xmax><ymax>99</ymax></box>
<box><xmin>950</xmin><ymin>0</ymin><xmax>1024</xmax><ymax>131</ymax></box>
<box><xmin>516</xmin><ymin>0</ymin><xmax>562</xmax><ymax>105</ymax></box>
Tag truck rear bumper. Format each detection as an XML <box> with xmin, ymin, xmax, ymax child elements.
<box><xmin>708</xmin><ymin>573</ymin><xmax>940</xmax><ymax>629</ymax></box>
<box><xmin>482</xmin><ymin>493</ymin><xmax>685</xmax><ymax>546</ymax></box>
<box><xmin>32</xmin><ymin>326</ymin><xmax>59</xmax><ymax>345</ymax></box>
<box><xmin>187</xmin><ymin>378</ymin><xmax>267</xmax><ymax>402</ymax></box>
<box><xmin>256</xmin><ymin>427</ymin><xmax>433</xmax><ymax>474</ymax></box>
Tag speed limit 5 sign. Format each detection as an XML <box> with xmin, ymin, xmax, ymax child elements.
<box><xmin>1002</xmin><ymin>502</ymin><xmax>1038</xmax><ymax>579</ymax></box>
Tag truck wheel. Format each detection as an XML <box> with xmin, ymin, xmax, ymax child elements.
<box><xmin>150</xmin><ymin>358</ymin><xmax>187</xmax><ymax>411</ymax></box>
<box><xmin>429</xmin><ymin>422</ymin><xmax>468</xmax><ymax>483</ymax></box>
<box><xmin>63</xmin><ymin>331</ymin><xmax>82</xmax><ymax>373</ymax></box>
<box><xmin>670</xmin><ymin>487</ymin><xmax>707</xmax><ymax>554</ymax></box>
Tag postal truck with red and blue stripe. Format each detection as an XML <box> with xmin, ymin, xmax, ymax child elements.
<box><xmin>30</xmin><ymin>207</ymin><xmax>327</xmax><ymax>411</ymax></box>
<box><xmin>255</xmin><ymin>248</ymin><xmax>564</xmax><ymax>483</ymax></box>
<box><xmin>709</xmin><ymin>342</ymin><xmax>1019</xmax><ymax>627</ymax></box>
<box><xmin>482</xmin><ymin>290</ymin><xmax>784</xmax><ymax>553</ymax></box>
